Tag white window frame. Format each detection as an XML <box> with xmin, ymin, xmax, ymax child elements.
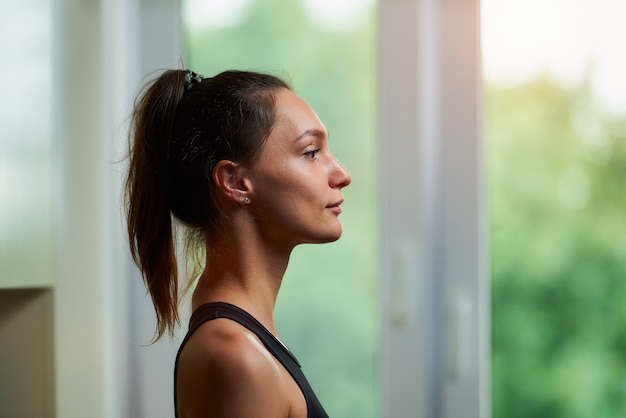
<box><xmin>379</xmin><ymin>0</ymin><xmax>489</xmax><ymax>417</ymax></box>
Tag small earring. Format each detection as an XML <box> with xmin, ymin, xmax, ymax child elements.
<box><xmin>243</xmin><ymin>197</ymin><xmax>250</xmax><ymax>204</ymax></box>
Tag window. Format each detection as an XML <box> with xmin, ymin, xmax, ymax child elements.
<box><xmin>182</xmin><ymin>1</ymin><xmax>379</xmax><ymax>417</ymax></box>
<box><xmin>0</xmin><ymin>0</ymin><xmax>55</xmax><ymax>287</ymax></box>
<box><xmin>484</xmin><ymin>0</ymin><xmax>626</xmax><ymax>416</ymax></box>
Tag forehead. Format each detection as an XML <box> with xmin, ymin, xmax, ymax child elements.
<box><xmin>272</xmin><ymin>89</ymin><xmax>326</xmax><ymax>137</ymax></box>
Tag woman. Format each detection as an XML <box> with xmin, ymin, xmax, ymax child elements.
<box><xmin>125</xmin><ymin>69</ymin><xmax>351</xmax><ymax>418</ymax></box>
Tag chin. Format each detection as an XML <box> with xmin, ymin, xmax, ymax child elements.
<box><xmin>300</xmin><ymin>229</ymin><xmax>343</xmax><ymax>245</ymax></box>
<box><xmin>319</xmin><ymin>227</ymin><xmax>344</xmax><ymax>243</ymax></box>
<box><xmin>297</xmin><ymin>221</ymin><xmax>344</xmax><ymax>245</ymax></box>
<box><xmin>321</xmin><ymin>235</ymin><xmax>341</xmax><ymax>244</ymax></box>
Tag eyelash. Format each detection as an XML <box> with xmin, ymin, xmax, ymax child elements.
<box><xmin>304</xmin><ymin>149</ymin><xmax>320</xmax><ymax>160</ymax></box>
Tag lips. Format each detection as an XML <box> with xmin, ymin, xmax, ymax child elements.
<box><xmin>326</xmin><ymin>199</ymin><xmax>344</xmax><ymax>213</ymax></box>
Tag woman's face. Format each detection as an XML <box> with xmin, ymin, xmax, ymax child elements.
<box><xmin>245</xmin><ymin>89</ymin><xmax>352</xmax><ymax>249</ymax></box>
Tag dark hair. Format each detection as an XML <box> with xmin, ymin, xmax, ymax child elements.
<box><xmin>125</xmin><ymin>69</ymin><xmax>290</xmax><ymax>339</ymax></box>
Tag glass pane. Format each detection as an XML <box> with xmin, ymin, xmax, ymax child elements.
<box><xmin>182</xmin><ymin>0</ymin><xmax>379</xmax><ymax>417</ymax></box>
<box><xmin>483</xmin><ymin>0</ymin><xmax>626</xmax><ymax>416</ymax></box>
<box><xmin>0</xmin><ymin>0</ymin><xmax>55</xmax><ymax>287</ymax></box>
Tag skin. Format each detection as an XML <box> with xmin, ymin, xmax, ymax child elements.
<box><xmin>176</xmin><ymin>88</ymin><xmax>352</xmax><ymax>418</ymax></box>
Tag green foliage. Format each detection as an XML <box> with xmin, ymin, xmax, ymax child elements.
<box><xmin>488</xmin><ymin>76</ymin><xmax>626</xmax><ymax>418</ymax></box>
<box><xmin>185</xmin><ymin>1</ymin><xmax>379</xmax><ymax>417</ymax></box>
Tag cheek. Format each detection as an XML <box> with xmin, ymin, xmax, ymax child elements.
<box><xmin>251</xmin><ymin>176</ymin><xmax>322</xmax><ymax>225</ymax></box>
<box><xmin>249</xmin><ymin>169</ymin><xmax>293</xmax><ymax>210</ymax></box>
<box><xmin>249</xmin><ymin>152</ymin><xmax>328</xmax><ymax>210</ymax></box>
<box><xmin>252</xmin><ymin>160</ymin><xmax>310</xmax><ymax>199</ymax></box>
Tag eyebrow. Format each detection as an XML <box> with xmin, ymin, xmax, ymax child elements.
<box><xmin>294</xmin><ymin>128</ymin><xmax>328</xmax><ymax>142</ymax></box>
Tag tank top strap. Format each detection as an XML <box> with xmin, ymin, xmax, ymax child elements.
<box><xmin>186</xmin><ymin>302</ymin><xmax>300</xmax><ymax>366</ymax></box>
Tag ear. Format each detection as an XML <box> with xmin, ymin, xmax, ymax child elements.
<box><xmin>212</xmin><ymin>160</ymin><xmax>251</xmax><ymax>204</ymax></box>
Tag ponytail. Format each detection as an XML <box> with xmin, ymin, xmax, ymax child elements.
<box><xmin>125</xmin><ymin>70</ymin><xmax>186</xmax><ymax>340</ymax></box>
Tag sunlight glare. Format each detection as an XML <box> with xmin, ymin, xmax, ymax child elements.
<box><xmin>482</xmin><ymin>0</ymin><xmax>626</xmax><ymax>114</ymax></box>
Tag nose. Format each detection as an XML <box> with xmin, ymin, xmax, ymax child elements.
<box><xmin>330</xmin><ymin>156</ymin><xmax>352</xmax><ymax>189</ymax></box>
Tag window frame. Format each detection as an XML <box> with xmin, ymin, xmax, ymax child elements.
<box><xmin>379</xmin><ymin>0</ymin><xmax>489</xmax><ymax>417</ymax></box>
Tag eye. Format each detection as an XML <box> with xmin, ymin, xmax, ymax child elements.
<box><xmin>303</xmin><ymin>149</ymin><xmax>320</xmax><ymax>160</ymax></box>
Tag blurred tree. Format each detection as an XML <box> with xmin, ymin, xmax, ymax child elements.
<box><xmin>488</xmin><ymin>76</ymin><xmax>626</xmax><ymax>418</ymax></box>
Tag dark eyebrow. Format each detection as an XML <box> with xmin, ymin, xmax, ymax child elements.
<box><xmin>294</xmin><ymin>128</ymin><xmax>328</xmax><ymax>142</ymax></box>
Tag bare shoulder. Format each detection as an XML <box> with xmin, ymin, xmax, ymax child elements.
<box><xmin>176</xmin><ymin>318</ymin><xmax>293</xmax><ymax>418</ymax></box>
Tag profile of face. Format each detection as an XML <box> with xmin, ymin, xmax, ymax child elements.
<box><xmin>244</xmin><ymin>89</ymin><xmax>352</xmax><ymax>249</ymax></box>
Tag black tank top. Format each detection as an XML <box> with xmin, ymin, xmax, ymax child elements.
<box><xmin>174</xmin><ymin>302</ymin><xmax>330</xmax><ymax>418</ymax></box>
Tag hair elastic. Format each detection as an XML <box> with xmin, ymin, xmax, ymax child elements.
<box><xmin>184</xmin><ymin>70</ymin><xmax>204</xmax><ymax>91</ymax></box>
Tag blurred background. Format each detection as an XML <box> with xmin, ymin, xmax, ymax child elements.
<box><xmin>1</xmin><ymin>0</ymin><xmax>625</xmax><ymax>417</ymax></box>
<box><xmin>484</xmin><ymin>0</ymin><xmax>626</xmax><ymax>416</ymax></box>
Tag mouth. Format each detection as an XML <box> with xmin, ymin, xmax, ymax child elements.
<box><xmin>326</xmin><ymin>199</ymin><xmax>344</xmax><ymax>214</ymax></box>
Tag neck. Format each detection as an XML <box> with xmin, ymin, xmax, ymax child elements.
<box><xmin>191</xmin><ymin>221</ymin><xmax>293</xmax><ymax>335</ymax></box>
